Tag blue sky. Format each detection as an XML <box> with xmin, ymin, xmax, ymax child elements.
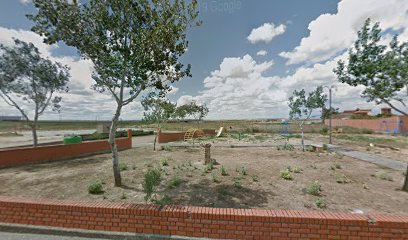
<box><xmin>1</xmin><ymin>0</ymin><xmax>407</xmax><ymax>120</ymax></box>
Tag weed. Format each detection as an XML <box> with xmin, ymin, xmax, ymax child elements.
<box><xmin>161</xmin><ymin>145</ymin><xmax>172</xmax><ymax>151</ymax></box>
<box><xmin>240</xmin><ymin>166</ymin><xmax>248</xmax><ymax>176</ymax></box>
<box><xmin>336</xmin><ymin>174</ymin><xmax>351</xmax><ymax>184</ymax></box>
<box><xmin>119</xmin><ymin>163</ymin><xmax>128</xmax><ymax>171</ymax></box>
<box><xmin>315</xmin><ymin>198</ymin><xmax>326</xmax><ymax>209</ymax></box>
<box><xmin>252</xmin><ymin>175</ymin><xmax>259</xmax><ymax>182</ymax></box>
<box><xmin>378</xmin><ymin>172</ymin><xmax>393</xmax><ymax>181</ymax></box>
<box><xmin>88</xmin><ymin>180</ymin><xmax>103</xmax><ymax>194</ymax></box>
<box><xmin>143</xmin><ymin>168</ymin><xmax>161</xmax><ymax>201</ymax></box>
<box><xmin>220</xmin><ymin>165</ymin><xmax>229</xmax><ymax>176</ymax></box>
<box><xmin>217</xmin><ymin>187</ymin><xmax>230</xmax><ymax>200</ymax></box>
<box><xmin>212</xmin><ymin>173</ymin><xmax>221</xmax><ymax>183</ymax></box>
<box><xmin>307</xmin><ymin>181</ymin><xmax>321</xmax><ymax>196</ymax></box>
<box><xmin>205</xmin><ymin>162</ymin><xmax>215</xmax><ymax>173</ymax></box>
<box><xmin>168</xmin><ymin>176</ymin><xmax>182</xmax><ymax>189</ymax></box>
<box><xmin>152</xmin><ymin>195</ymin><xmax>172</xmax><ymax>207</ymax></box>
<box><xmin>233</xmin><ymin>177</ymin><xmax>242</xmax><ymax>188</ymax></box>
<box><xmin>293</xmin><ymin>166</ymin><xmax>303</xmax><ymax>173</ymax></box>
<box><xmin>277</xmin><ymin>142</ymin><xmax>294</xmax><ymax>151</ymax></box>
<box><xmin>120</xmin><ymin>192</ymin><xmax>127</xmax><ymax>199</ymax></box>
<box><xmin>161</xmin><ymin>157</ymin><xmax>169</xmax><ymax>166</ymax></box>
<box><xmin>280</xmin><ymin>168</ymin><xmax>294</xmax><ymax>180</ymax></box>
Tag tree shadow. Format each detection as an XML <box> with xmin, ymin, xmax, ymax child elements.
<box><xmin>163</xmin><ymin>179</ymin><xmax>274</xmax><ymax>209</ymax></box>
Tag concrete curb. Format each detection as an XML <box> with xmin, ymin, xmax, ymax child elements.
<box><xmin>0</xmin><ymin>223</ymin><xmax>217</xmax><ymax>240</ymax></box>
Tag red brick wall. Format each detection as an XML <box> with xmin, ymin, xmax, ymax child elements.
<box><xmin>0</xmin><ymin>196</ymin><xmax>407</xmax><ymax>239</ymax></box>
<box><xmin>0</xmin><ymin>130</ymin><xmax>132</xmax><ymax>167</ymax></box>
<box><xmin>325</xmin><ymin>116</ymin><xmax>408</xmax><ymax>133</ymax></box>
<box><xmin>157</xmin><ymin>129</ymin><xmax>216</xmax><ymax>143</ymax></box>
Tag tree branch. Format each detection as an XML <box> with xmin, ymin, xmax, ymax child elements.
<box><xmin>382</xmin><ymin>98</ymin><xmax>408</xmax><ymax>116</ymax></box>
<box><xmin>0</xmin><ymin>90</ymin><xmax>30</xmax><ymax>121</ymax></box>
<box><xmin>38</xmin><ymin>91</ymin><xmax>54</xmax><ymax>115</ymax></box>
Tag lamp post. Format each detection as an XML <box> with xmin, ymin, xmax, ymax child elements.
<box><xmin>324</xmin><ymin>86</ymin><xmax>334</xmax><ymax>144</ymax></box>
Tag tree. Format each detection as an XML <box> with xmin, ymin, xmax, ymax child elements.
<box><xmin>28</xmin><ymin>0</ymin><xmax>200</xmax><ymax>186</ymax></box>
<box><xmin>334</xmin><ymin>18</ymin><xmax>408</xmax><ymax>116</ymax></box>
<box><xmin>321</xmin><ymin>106</ymin><xmax>339</xmax><ymax>123</ymax></box>
<box><xmin>175</xmin><ymin>101</ymin><xmax>209</xmax><ymax>128</ymax></box>
<box><xmin>142</xmin><ymin>93</ymin><xmax>176</xmax><ymax>151</ymax></box>
<box><xmin>288</xmin><ymin>86</ymin><xmax>327</xmax><ymax>151</ymax></box>
<box><xmin>0</xmin><ymin>39</ymin><xmax>70</xmax><ymax>147</ymax></box>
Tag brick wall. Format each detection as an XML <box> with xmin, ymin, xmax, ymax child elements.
<box><xmin>325</xmin><ymin>116</ymin><xmax>408</xmax><ymax>133</ymax></box>
<box><xmin>0</xmin><ymin>196</ymin><xmax>407</xmax><ymax>239</ymax></box>
<box><xmin>157</xmin><ymin>129</ymin><xmax>216</xmax><ymax>143</ymax></box>
<box><xmin>0</xmin><ymin>130</ymin><xmax>132</xmax><ymax>167</ymax></box>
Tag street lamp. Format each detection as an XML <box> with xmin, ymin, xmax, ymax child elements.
<box><xmin>324</xmin><ymin>86</ymin><xmax>335</xmax><ymax>144</ymax></box>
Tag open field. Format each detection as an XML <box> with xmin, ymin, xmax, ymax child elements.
<box><xmin>0</xmin><ymin>144</ymin><xmax>406</xmax><ymax>214</ymax></box>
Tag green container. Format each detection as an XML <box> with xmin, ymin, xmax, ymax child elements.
<box><xmin>63</xmin><ymin>135</ymin><xmax>82</xmax><ymax>144</ymax></box>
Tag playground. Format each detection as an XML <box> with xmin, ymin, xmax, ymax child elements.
<box><xmin>0</xmin><ymin>136</ymin><xmax>407</xmax><ymax>215</ymax></box>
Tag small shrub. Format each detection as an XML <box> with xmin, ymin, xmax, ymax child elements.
<box><xmin>88</xmin><ymin>180</ymin><xmax>103</xmax><ymax>194</ymax></box>
<box><xmin>277</xmin><ymin>142</ymin><xmax>294</xmax><ymax>151</ymax></box>
<box><xmin>293</xmin><ymin>166</ymin><xmax>302</xmax><ymax>173</ymax></box>
<box><xmin>161</xmin><ymin>157</ymin><xmax>169</xmax><ymax>166</ymax></box>
<box><xmin>119</xmin><ymin>163</ymin><xmax>128</xmax><ymax>171</ymax></box>
<box><xmin>307</xmin><ymin>181</ymin><xmax>321</xmax><ymax>196</ymax></box>
<box><xmin>233</xmin><ymin>177</ymin><xmax>242</xmax><ymax>188</ymax></box>
<box><xmin>315</xmin><ymin>198</ymin><xmax>326</xmax><ymax>209</ymax></box>
<box><xmin>280</xmin><ymin>168</ymin><xmax>294</xmax><ymax>180</ymax></box>
<box><xmin>168</xmin><ymin>176</ymin><xmax>182</xmax><ymax>189</ymax></box>
<box><xmin>152</xmin><ymin>195</ymin><xmax>172</xmax><ymax>207</ymax></box>
<box><xmin>212</xmin><ymin>173</ymin><xmax>221</xmax><ymax>183</ymax></box>
<box><xmin>252</xmin><ymin>175</ymin><xmax>259</xmax><ymax>182</ymax></box>
<box><xmin>143</xmin><ymin>168</ymin><xmax>162</xmax><ymax>201</ymax></box>
<box><xmin>336</xmin><ymin>174</ymin><xmax>350</xmax><ymax>184</ymax></box>
<box><xmin>217</xmin><ymin>187</ymin><xmax>230</xmax><ymax>200</ymax></box>
<box><xmin>220</xmin><ymin>165</ymin><xmax>229</xmax><ymax>176</ymax></box>
<box><xmin>240</xmin><ymin>166</ymin><xmax>248</xmax><ymax>176</ymax></box>
<box><xmin>120</xmin><ymin>192</ymin><xmax>127</xmax><ymax>199</ymax></box>
<box><xmin>205</xmin><ymin>161</ymin><xmax>215</xmax><ymax>173</ymax></box>
<box><xmin>378</xmin><ymin>172</ymin><xmax>393</xmax><ymax>181</ymax></box>
<box><xmin>320</xmin><ymin>127</ymin><xmax>329</xmax><ymax>135</ymax></box>
<box><xmin>161</xmin><ymin>145</ymin><xmax>172</xmax><ymax>151</ymax></box>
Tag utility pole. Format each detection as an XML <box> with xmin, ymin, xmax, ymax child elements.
<box><xmin>329</xmin><ymin>87</ymin><xmax>332</xmax><ymax>144</ymax></box>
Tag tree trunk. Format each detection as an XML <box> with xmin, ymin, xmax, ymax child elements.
<box><xmin>153</xmin><ymin>131</ymin><xmax>158</xmax><ymax>151</ymax></box>
<box><xmin>403</xmin><ymin>165</ymin><xmax>408</xmax><ymax>192</ymax></box>
<box><xmin>109</xmin><ymin>104</ymin><xmax>122</xmax><ymax>187</ymax></box>
<box><xmin>300</xmin><ymin>123</ymin><xmax>305</xmax><ymax>151</ymax></box>
<box><xmin>31</xmin><ymin>125</ymin><xmax>38</xmax><ymax>147</ymax></box>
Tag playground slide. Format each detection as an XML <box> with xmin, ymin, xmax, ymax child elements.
<box><xmin>216</xmin><ymin>127</ymin><xmax>224</xmax><ymax>137</ymax></box>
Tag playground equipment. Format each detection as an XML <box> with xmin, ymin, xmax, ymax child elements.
<box><xmin>216</xmin><ymin>127</ymin><xmax>224</xmax><ymax>137</ymax></box>
<box><xmin>184</xmin><ymin>128</ymin><xmax>205</xmax><ymax>143</ymax></box>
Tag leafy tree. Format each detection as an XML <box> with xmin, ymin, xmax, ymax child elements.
<box><xmin>334</xmin><ymin>18</ymin><xmax>408</xmax><ymax>116</ymax></box>
<box><xmin>0</xmin><ymin>39</ymin><xmax>70</xmax><ymax>147</ymax></box>
<box><xmin>142</xmin><ymin>93</ymin><xmax>176</xmax><ymax>150</ymax></box>
<box><xmin>321</xmin><ymin>106</ymin><xmax>339</xmax><ymax>123</ymax></box>
<box><xmin>175</xmin><ymin>101</ymin><xmax>209</xmax><ymax>128</ymax></box>
<box><xmin>28</xmin><ymin>0</ymin><xmax>200</xmax><ymax>186</ymax></box>
<box><xmin>288</xmin><ymin>86</ymin><xmax>327</xmax><ymax>151</ymax></box>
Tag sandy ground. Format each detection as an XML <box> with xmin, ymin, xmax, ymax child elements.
<box><xmin>0</xmin><ymin>145</ymin><xmax>406</xmax><ymax>214</ymax></box>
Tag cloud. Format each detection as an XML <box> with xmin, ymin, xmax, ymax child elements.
<box><xmin>247</xmin><ymin>23</ymin><xmax>286</xmax><ymax>44</ymax></box>
<box><xmin>168</xmin><ymin>86</ymin><xmax>179</xmax><ymax>95</ymax></box>
<box><xmin>19</xmin><ymin>0</ymin><xmax>31</xmax><ymax>5</ymax></box>
<box><xmin>256</xmin><ymin>50</ymin><xmax>268</xmax><ymax>56</ymax></box>
<box><xmin>280</xmin><ymin>0</ymin><xmax>408</xmax><ymax>65</ymax></box>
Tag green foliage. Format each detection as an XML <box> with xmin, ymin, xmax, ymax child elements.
<box><xmin>205</xmin><ymin>162</ymin><xmax>215</xmax><ymax>173</ymax></box>
<box><xmin>240</xmin><ymin>166</ymin><xmax>248</xmax><ymax>176</ymax></box>
<box><xmin>152</xmin><ymin>195</ymin><xmax>172</xmax><ymax>207</ymax></box>
<box><xmin>288</xmin><ymin>86</ymin><xmax>327</xmax><ymax>120</ymax></box>
<box><xmin>161</xmin><ymin>157</ymin><xmax>170</xmax><ymax>166</ymax></box>
<box><xmin>175</xmin><ymin>102</ymin><xmax>209</xmax><ymax>122</ymax></box>
<box><xmin>336</xmin><ymin>174</ymin><xmax>351</xmax><ymax>184</ymax></box>
<box><xmin>280</xmin><ymin>168</ymin><xmax>294</xmax><ymax>180</ymax></box>
<box><xmin>315</xmin><ymin>198</ymin><xmax>326</xmax><ymax>209</ymax></box>
<box><xmin>161</xmin><ymin>145</ymin><xmax>172</xmax><ymax>151</ymax></box>
<box><xmin>293</xmin><ymin>166</ymin><xmax>303</xmax><ymax>173</ymax></box>
<box><xmin>220</xmin><ymin>165</ymin><xmax>229</xmax><ymax>176</ymax></box>
<box><xmin>252</xmin><ymin>175</ymin><xmax>259</xmax><ymax>182</ymax></box>
<box><xmin>334</xmin><ymin>18</ymin><xmax>408</xmax><ymax>116</ymax></box>
<box><xmin>233</xmin><ymin>177</ymin><xmax>242</xmax><ymax>188</ymax></box>
<box><xmin>143</xmin><ymin>168</ymin><xmax>162</xmax><ymax>201</ymax></box>
<box><xmin>0</xmin><ymin>39</ymin><xmax>70</xmax><ymax>146</ymax></box>
<box><xmin>88</xmin><ymin>180</ymin><xmax>103</xmax><ymax>194</ymax></box>
<box><xmin>277</xmin><ymin>142</ymin><xmax>295</xmax><ymax>151</ymax></box>
<box><xmin>167</xmin><ymin>176</ymin><xmax>182</xmax><ymax>189</ymax></box>
<box><xmin>119</xmin><ymin>163</ymin><xmax>128</xmax><ymax>171</ymax></box>
<box><xmin>142</xmin><ymin>95</ymin><xmax>177</xmax><ymax>125</ymax></box>
<box><xmin>307</xmin><ymin>181</ymin><xmax>322</xmax><ymax>196</ymax></box>
<box><xmin>212</xmin><ymin>173</ymin><xmax>221</xmax><ymax>183</ymax></box>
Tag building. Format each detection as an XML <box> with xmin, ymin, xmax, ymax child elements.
<box><xmin>333</xmin><ymin>108</ymin><xmax>371</xmax><ymax>119</ymax></box>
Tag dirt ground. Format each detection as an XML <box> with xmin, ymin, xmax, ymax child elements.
<box><xmin>0</xmin><ymin>145</ymin><xmax>407</xmax><ymax>214</ymax></box>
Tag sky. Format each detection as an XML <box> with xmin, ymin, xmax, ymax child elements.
<box><xmin>0</xmin><ymin>0</ymin><xmax>408</xmax><ymax>120</ymax></box>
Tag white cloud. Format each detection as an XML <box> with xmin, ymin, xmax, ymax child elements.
<box><xmin>247</xmin><ymin>23</ymin><xmax>286</xmax><ymax>44</ymax></box>
<box><xmin>280</xmin><ymin>0</ymin><xmax>408</xmax><ymax>65</ymax></box>
<box><xmin>256</xmin><ymin>50</ymin><xmax>268</xmax><ymax>56</ymax></box>
<box><xmin>19</xmin><ymin>0</ymin><xmax>31</xmax><ymax>5</ymax></box>
<box><xmin>168</xmin><ymin>86</ymin><xmax>179</xmax><ymax>95</ymax></box>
